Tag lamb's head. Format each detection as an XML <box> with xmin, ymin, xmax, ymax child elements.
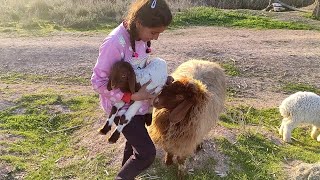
<box><xmin>153</xmin><ymin>77</ymin><xmax>198</xmax><ymax>123</ymax></box>
<box><xmin>107</xmin><ymin>61</ymin><xmax>136</xmax><ymax>94</ymax></box>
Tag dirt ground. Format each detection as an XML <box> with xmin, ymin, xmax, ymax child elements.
<box><xmin>1</xmin><ymin>26</ymin><xmax>319</xmax><ymax>109</ymax></box>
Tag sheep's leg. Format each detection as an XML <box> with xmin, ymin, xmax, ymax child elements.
<box><xmin>177</xmin><ymin>156</ymin><xmax>187</xmax><ymax>180</ymax></box>
<box><xmin>165</xmin><ymin>152</ymin><xmax>174</xmax><ymax>165</ymax></box>
<box><xmin>311</xmin><ymin>125</ymin><xmax>320</xmax><ymax>140</ymax></box>
<box><xmin>282</xmin><ymin>120</ymin><xmax>297</xmax><ymax>143</ymax></box>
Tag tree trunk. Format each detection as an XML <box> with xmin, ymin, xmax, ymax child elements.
<box><xmin>313</xmin><ymin>0</ymin><xmax>320</xmax><ymax>19</ymax></box>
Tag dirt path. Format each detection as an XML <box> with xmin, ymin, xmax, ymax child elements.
<box><xmin>0</xmin><ymin>27</ymin><xmax>319</xmax><ymax>108</ymax></box>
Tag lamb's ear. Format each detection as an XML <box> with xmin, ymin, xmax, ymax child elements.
<box><xmin>128</xmin><ymin>68</ymin><xmax>136</xmax><ymax>94</ymax></box>
<box><xmin>169</xmin><ymin>99</ymin><xmax>193</xmax><ymax>124</ymax></box>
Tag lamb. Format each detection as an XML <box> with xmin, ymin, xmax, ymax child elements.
<box><xmin>279</xmin><ymin>91</ymin><xmax>320</xmax><ymax>143</ymax></box>
<box><xmin>99</xmin><ymin>58</ymin><xmax>168</xmax><ymax>143</ymax></box>
<box><xmin>148</xmin><ymin>59</ymin><xmax>226</xmax><ymax>169</ymax></box>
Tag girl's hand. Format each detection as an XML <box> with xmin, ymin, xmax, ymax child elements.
<box><xmin>166</xmin><ymin>76</ymin><xmax>174</xmax><ymax>85</ymax></box>
<box><xmin>131</xmin><ymin>81</ymin><xmax>156</xmax><ymax>101</ymax></box>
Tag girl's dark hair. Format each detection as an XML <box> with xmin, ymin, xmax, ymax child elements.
<box><xmin>124</xmin><ymin>0</ymin><xmax>172</xmax><ymax>56</ymax></box>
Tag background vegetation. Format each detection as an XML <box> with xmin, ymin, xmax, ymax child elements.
<box><xmin>0</xmin><ymin>0</ymin><xmax>318</xmax><ymax>34</ymax></box>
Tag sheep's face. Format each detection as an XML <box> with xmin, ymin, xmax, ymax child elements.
<box><xmin>153</xmin><ymin>79</ymin><xmax>195</xmax><ymax>110</ymax></box>
<box><xmin>107</xmin><ymin>61</ymin><xmax>136</xmax><ymax>93</ymax></box>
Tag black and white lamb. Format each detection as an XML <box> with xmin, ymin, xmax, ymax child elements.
<box><xmin>99</xmin><ymin>58</ymin><xmax>168</xmax><ymax>143</ymax></box>
<box><xmin>279</xmin><ymin>91</ymin><xmax>320</xmax><ymax>142</ymax></box>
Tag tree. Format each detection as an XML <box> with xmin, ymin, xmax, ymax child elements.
<box><xmin>313</xmin><ymin>0</ymin><xmax>320</xmax><ymax>19</ymax></box>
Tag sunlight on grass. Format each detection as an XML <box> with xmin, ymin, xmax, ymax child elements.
<box><xmin>172</xmin><ymin>7</ymin><xmax>316</xmax><ymax>30</ymax></box>
<box><xmin>0</xmin><ymin>1</ymin><xmax>318</xmax><ymax>36</ymax></box>
<box><xmin>0</xmin><ymin>73</ymin><xmax>89</xmax><ymax>86</ymax></box>
<box><xmin>282</xmin><ymin>82</ymin><xmax>320</xmax><ymax>94</ymax></box>
<box><xmin>0</xmin><ymin>91</ymin><xmax>101</xmax><ymax>179</ymax></box>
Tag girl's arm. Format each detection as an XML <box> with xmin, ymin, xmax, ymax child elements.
<box><xmin>91</xmin><ymin>37</ymin><xmax>124</xmax><ymax>103</ymax></box>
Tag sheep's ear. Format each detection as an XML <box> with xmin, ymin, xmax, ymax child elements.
<box><xmin>169</xmin><ymin>100</ymin><xmax>193</xmax><ymax>124</ymax></box>
<box><xmin>128</xmin><ymin>74</ymin><xmax>136</xmax><ymax>94</ymax></box>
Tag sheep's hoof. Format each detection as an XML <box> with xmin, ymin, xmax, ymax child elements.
<box><xmin>98</xmin><ymin>125</ymin><xmax>111</xmax><ymax>135</ymax></box>
<box><xmin>108</xmin><ymin>131</ymin><xmax>120</xmax><ymax>143</ymax></box>
<box><xmin>196</xmin><ymin>142</ymin><xmax>203</xmax><ymax>152</ymax></box>
<box><xmin>165</xmin><ymin>153</ymin><xmax>173</xmax><ymax>166</ymax></box>
<box><xmin>177</xmin><ymin>169</ymin><xmax>186</xmax><ymax>180</ymax></box>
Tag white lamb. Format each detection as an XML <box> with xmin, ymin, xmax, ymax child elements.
<box><xmin>107</xmin><ymin>57</ymin><xmax>168</xmax><ymax>143</ymax></box>
<box><xmin>279</xmin><ymin>91</ymin><xmax>320</xmax><ymax>143</ymax></box>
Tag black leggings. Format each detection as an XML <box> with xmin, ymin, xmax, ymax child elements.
<box><xmin>115</xmin><ymin>114</ymin><xmax>156</xmax><ymax>180</ymax></box>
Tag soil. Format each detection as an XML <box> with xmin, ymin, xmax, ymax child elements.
<box><xmin>1</xmin><ymin>26</ymin><xmax>319</xmax><ymax>108</ymax></box>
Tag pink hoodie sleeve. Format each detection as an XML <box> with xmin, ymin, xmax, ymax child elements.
<box><xmin>91</xmin><ymin>37</ymin><xmax>124</xmax><ymax>103</ymax></box>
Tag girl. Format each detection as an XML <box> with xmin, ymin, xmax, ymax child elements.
<box><xmin>91</xmin><ymin>0</ymin><xmax>172</xmax><ymax>179</ymax></box>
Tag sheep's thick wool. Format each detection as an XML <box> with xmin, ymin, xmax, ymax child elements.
<box><xmin>148</xmin><ymin>59</ymin><xmax>226</xmax><ymax>158</ymax></box>
<box><xmin>279</xmin><ymin>91</ymin><xmax>320</xmax><ymax>142</ymax></box>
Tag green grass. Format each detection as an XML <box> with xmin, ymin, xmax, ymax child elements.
<box><xmin>221</xmin><ymin>62</ymin><xmax>240</xmax><ymax>77</ymax></box>
<box><xmin>1</xmin><ymin>2</ymin><xmax>318</xmax><ymax>36</ymax></box>
<box><xmin>0</xmin><ymin>91</ymin><xmax>101</xmax><ymax>179</ymax></box>
<box><xmin>2</xmin><ymin>89</ymin><xmax>319</xmax><ymax>179</ymax></box>
<box><xmin>0</xmin><ymin>73</ymin><xmax>90</xmax><ymax>86</ymax></box>
<box><xmin>215</xmin><ymin>106</ymin><xmax>320</xmax><ymax>179</ymax></box>
<box><xmin>172</xmin><ymin>7</ymin><xmax>316</xmax><ymax>30</ymax></box>
<box><xmin>282</xmin><ymin>82</ymin><xmax>320</xmax><ymax>94</ymax></box>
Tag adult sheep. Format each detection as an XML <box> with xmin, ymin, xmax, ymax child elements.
<box><xmin>148</xmin><ymin>59</ymin><xmax>226</xmax><ymax>167</ymax></box>
<box><xmin>279</xmin><ymin>91</ymin><xmax>320</xmax><ymax>143</ymax></box>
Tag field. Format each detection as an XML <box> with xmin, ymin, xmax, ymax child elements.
<box><xmin>0</xmin><ymin>1</ymin><xmax>320</xmax><ymax>179</ymax></box>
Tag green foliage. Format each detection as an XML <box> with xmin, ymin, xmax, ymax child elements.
<box><xmin>217</xmin><ymin>107</ymin><xmax>320</xmax><ymax>179</ymax></box>
<box><xmin>282</xmin><ymin>82</ymin><xmax>320</xmax><ymax>94</ymax></box>
<box><xmin>222</xmin><ymin>62</ymin><xmax>240</xmax><ymax>76</ymax></box>
<box><xmin>0</xmin><ymin>1</ymin><xmax>317</xmax><ymax>35</ymax></box>
<box><xmin>0</xmin><ymin>91</ymin><xmax>99</xmax><ymax>179</ymax></box>
<box><xmin>0</xmin><ymin>73</ymin><xmax>89</xmax><ymax>85</ymax></box>
<box><xmin>172</xmin><ymin>7</ymin><xmax>315</xmax><ymax>30</ymax></box>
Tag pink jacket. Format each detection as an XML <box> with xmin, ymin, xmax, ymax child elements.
<box><xmin>91</xmin><ymin>23</ymin><xmax>151</xmax><ymax>115</ymax></box>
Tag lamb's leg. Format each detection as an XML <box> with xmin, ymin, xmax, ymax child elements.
<box><xmin>165</xmin><ymin>152</ymin><xmax>174</xmax><ymax>165</ymax></box>
<box><xmin>108</xmin><ymin>102</ymin><xmax>142</xmax><ymax>143</ymax></box>
<box><xmin>177</xmin><ymin>156</ymin><xmax>187</xmax><ymax>180</ymax></box>
<box><xmin>99</xmin><ymin>101</ymin><xmax>125</xmax><ymax>135</ymax></box>
<box><xmin>282</xmin><ymin>120</ymin><xmax>297</xmax><ymax>143</ymax></box>
<box><xmin>99</xmin><ymin>106</ymin><xmax>118</xmax><ymax>135</ymax></box>
<box><xmin>311</xmin><ymin>125</ymin><xmax>320</xmax><ymax>140</ymax></box>
<box><xmin>279</xmin><ymin>118</ymin><xmax>287</xmax><ymax>136</ymax></box>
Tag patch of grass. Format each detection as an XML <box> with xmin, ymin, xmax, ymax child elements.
<box><xmin>220</xmin><ymin>106</ymin><xmax>281</xmax><ymax>128</ymax></box>
<box><xmin>282</xmin><ymin>82</ymin><xmax>320</xmax><ymax>94</ymax></box>
<box><xmin>221</xmin><ymin>62</ymin><xmax>240</xmax><ymax>77</ymax></box>
<box><xmin>0</xmin><ymin>73</ymin><xmax>90</xmax><ymax>85</ymax></box>
<box><xmin>216</xmin><ymin>105</ymin><xmax>319</xmax><ymax>179</ymax></box>
<box><xmin>0</xmin><ymin>91</ymin><xmax>100</xmax><ymax>179</ymax></box>
<box><xmin>172</xmin><ymin>7</ymin><xmax>316</xmax><ymax>31</ymax></box>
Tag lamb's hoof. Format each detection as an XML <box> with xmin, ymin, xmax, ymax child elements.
<box><xmin>108</xmin><ymin>131</ymin><xmax>120</xmax><ymax>143</ymax></box>
<box><xmin>283</xmin><ymin>138</ymin><xmax>292</xmax><ymax>143</ymax></box>
<box><xmin>98</xmin><ymin>125</ymin><xmax>111</xmax><ymax>135</ymax></box>
<box><xmin>119</xmin><ymin>115</ymin><xmax>128</xmax><ymax>125</ymax></box>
